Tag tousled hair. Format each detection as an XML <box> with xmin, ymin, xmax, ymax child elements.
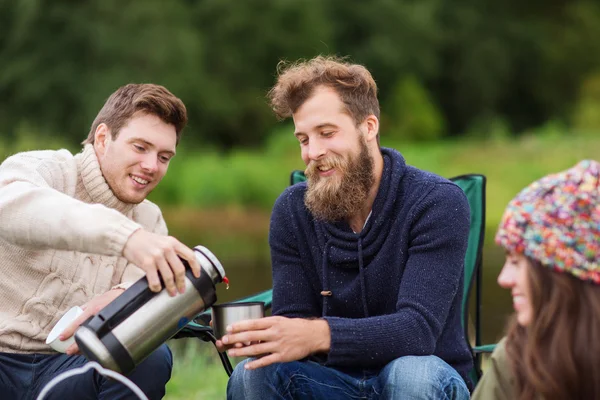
<box><xmin>267</xmin><ymin>55</ymin><xmax>379</xmax><ymax>126</ymax></box>
<box><xmin>82</xmin><ymin>83</ymin><xmax>187</xmax><ymax>145</ymax></box>
<box><xmin>505</xmin><ymin>260</ymin><xmax>600</xmax><ymax>400</ymax></box>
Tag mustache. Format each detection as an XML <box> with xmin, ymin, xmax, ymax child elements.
<box><xmin>305</xmin><ymin>157</ymin><xmax>344</xmax><ymax>179</ymax></box>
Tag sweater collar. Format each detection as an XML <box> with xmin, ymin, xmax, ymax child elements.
<box><xmin>321</xmin><ymin>147</ymin><xmax>406</xmax><ymax>241</ymax></box>
<box><xmin>317</xmin><ymin>147</ymin><xmax>407</xmax><ymax>317</ymax></box>
<box><xmin>369</xmin><ymin>147</ymin><xmax>406</xmax><ymax>232</ymax></box>
<box><xmin>76</xmin><ymin>144</ymin><xmax>136</xmax><ymax>214</ymax></box>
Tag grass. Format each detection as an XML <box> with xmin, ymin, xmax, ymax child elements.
<box><xmin>165</xmin><ymin>339</ymin><xmax>235</xmax><ymax>400</ymax></box>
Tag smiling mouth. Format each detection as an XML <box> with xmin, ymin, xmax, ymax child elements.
<box><xmin>317</xmin><ymin>165</ymin><xmax>336</xmax><ymax>176</ymax></box>
<box><xmin>512</xmin><ymin>294</ymin><xmax>527</xmax><ymax>308</ymax></box>
<box><xmin>130</xmin><ymin>174</ymin><xmax>150</xmax><ymax>185</ymax></box>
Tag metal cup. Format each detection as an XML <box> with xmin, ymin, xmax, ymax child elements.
<box><xmin>211</xmin><ymin>302</ymin><xmax>265</xmax><ymax>340</ymax></box>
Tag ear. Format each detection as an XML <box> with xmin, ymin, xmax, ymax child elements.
<box><xmin>364</xmin><ymin>115</ymin><xmax>379</xmax><ymax>142</ymax></box>
<box><xmin>93</xmin><ymin>123</ymin><xmax>111</xmax><ymax>156</ymax></box>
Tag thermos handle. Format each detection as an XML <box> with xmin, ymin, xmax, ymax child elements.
<box><xmin>82</xmin><ymin>278</ymin><xmax>156</xmax><ymax>336</ymax></box>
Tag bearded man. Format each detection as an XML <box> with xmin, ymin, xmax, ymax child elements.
<box><xmin>221</xmin><ymin>56</ymin><xmax>473</xmax><ymax>400</ymax></box>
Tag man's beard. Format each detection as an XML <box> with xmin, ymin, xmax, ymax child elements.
<box><xmin>304</xmin><ymin>138</ymin><xmax>374</xmax><ymax>222</ymax></box>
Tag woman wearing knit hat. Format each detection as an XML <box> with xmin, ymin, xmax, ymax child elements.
<box><xmin>472</xmin><ymin>160</ymin><xmax>600</xmax><ymax>400</ymax></box>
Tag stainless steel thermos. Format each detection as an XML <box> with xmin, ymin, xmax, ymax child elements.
<box><xmin>74</xmin><ymin>245</ymin><xmax>226</xmax><ymax>374</ymax></box>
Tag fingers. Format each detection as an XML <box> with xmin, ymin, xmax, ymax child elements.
<box><xmin>165</xmin><ymin>249</ymin><xmax>187</xmax><ymax>294</ymax></box>
<box><xmin>176</xmin><ymin>242</ymin><xmax>201</xmax><ymax>278</ymax></box>
<box><xmin>60</xmin><ymin>322</ymin><xmax>78</xmax><ymax>341</ymax></box>
<box><xmin>157</xmin><ymin>257</ymin><xmax>176</xmax><ymax>296</ymax></box>
<box><xmin>146</xmin><ymin>269</ymin><xmax>162</xmax><ymax>292</ymax></box>
<box><xmin>227</xmin><ymin>341</ymin><xmax>272</xmax><ymax>359</ymax></box>
<box><xmin>222</xmin><ymin>330</ymin><xmax>268</xmax><ymax>347</ymax></box>
<box><xmin>215</xmin><ymin>339</ymin><xmax>243</xmax><ymax>353</ymax></box>
<box><xmin>227</xmin><ymin>316</ymin><xmax>278</xmax><ymax>333</ymax></box>
<box><xmin>60</xmin><ymin>311</ymin><xmax>92</xmax><ymax>340</ymax></box>
<box><xmin>217</xmin><ymin>340</ymin><xmax>246</xmax><ymax>350</ymax></box>
<box><xmin>215</xmin><ymin>339</ymin><xmax>226</xmax><ymax>352</ymax></box>
<box><xmin>146</xmin><ymin>238</ymin><xmax>188</xmax><ymax>294</ymax></box>
<box><xmin>65</xmin><ymin>342</ymin><xmax>80</xmax><ymax>356</ymax></box>
<box><xmin>244</xmin><ymin>353</ymin><xmax>279</xmax><ymax>370</ymax></box>
<box><xmin>124</xmin><ymin>230</ymin><xmax>199</xmax><ymax>292</ymax></box>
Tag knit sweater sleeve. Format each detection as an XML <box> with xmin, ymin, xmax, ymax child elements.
<box><xmin>324</xmin><ymin>183</ymin><xmax>470</xmax><ymax>367</ymax></box>
<box><xmin>270</xmin><ymin>189</ymin><xmax>322</xmax><ymax>318</ymax></box>
<box><xmin>0</xmin><ymin>151</ymin><xmax>141</xmax><ymax>256</ymax></box>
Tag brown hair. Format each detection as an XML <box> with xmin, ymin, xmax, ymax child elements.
<box><xmin>267</xmin><ymin>55</ymin><xmax>380</xmax><ymax>126</ymax></box>
<box><xmin>82</xmin><ymin>83</ymin><xmax>187</xmax><ymax>145</ymax></box>
<box><xmin>505</xmin><ymin>260</ymin><xmax>600</xmax><ymax>400</ymax></box>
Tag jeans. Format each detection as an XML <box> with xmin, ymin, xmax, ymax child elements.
<box><xmin>227</xmin><ymin>355</ymin><xmax>469</xmax><ymax>400</ymax></box>
<box><xmin>0</xmin><ymin>344</ymin><xmax>172</xmax><ymax>400</ymax></box>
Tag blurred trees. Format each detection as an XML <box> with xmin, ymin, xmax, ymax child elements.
<box><xmin>1</xmin><ymin>0</ymin><xmax>600</xmax><ymax>149</ymax></box>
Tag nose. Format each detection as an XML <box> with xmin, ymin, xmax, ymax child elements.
<box><xmin>140</xmin><ymin>153</ymin><xmax>158</xmax><ymax>173</ymax></box>
<box><xmin>306</xmin><ymin>140</ymin><xmax>326</xmax><ymax>162</ymax></box>
<box><xmin>497</xmin><ymin>263</ymin><xmax>515</xmax><ymax>289</ymax></box>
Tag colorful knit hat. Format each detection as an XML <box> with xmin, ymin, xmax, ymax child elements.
<box><xmin>495</xmin><ymin>160</ymin><xmax>600</xmax><ymax>284</ymax></box>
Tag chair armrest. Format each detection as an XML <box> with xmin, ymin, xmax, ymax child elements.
<box><xmin>473</xmin><ymin>344</ymin><xmax>496</xmax><ymax>354</ymax></box>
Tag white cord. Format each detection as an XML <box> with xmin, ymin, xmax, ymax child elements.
<box><xmin>36</xmin><ymin>361</ymin><xmax>148</xmax><ymax>400</ymax></box>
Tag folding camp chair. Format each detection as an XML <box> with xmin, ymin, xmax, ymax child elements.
<box><xmin>176</xmin><ymin>170</ymin><xmax>492</xmax><ymax>385</ymax></box>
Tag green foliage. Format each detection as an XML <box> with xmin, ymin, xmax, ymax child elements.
<box><xmin>0</xmin><ymin>0</ymin><xmax>202</xmax><ymax>143</ymax></box>
<box><xmin>572</xmin><ymin>71</ymin><xmax>600</xmax><ymax>136</ymax></box>
<box><xmin>150</xmin><ymin>147</ymin><xmax>301</xmax><ymax>210</ymax></box>
<box><xmin>0</xmin><ymin>129</ymin><xmax>75</xmax><ymax>162</ymax></box>
<box><xmin>465</xmin><ymin>115</ymin><xmax>512</xmax><ymax>141</ymax></box>
<box><xmin>522</xmin><ymin>119</ymin><xmax>568</xmax><ymax>140</ymax></box>
<box><xmin>3</xmin><ymin>1</ymin><xmax>600</xmax><ymax>148</ymax></box>
<box><xmin>384</xmin><ymin>76</ymin><xmax>445</xmax><ymax>141</ymax></box>
<box><xmin>394</xmin><ymin>135</ymin><xmax>600</xmax><ymax>230</ymax></box>
<box><xmin>150</xmin><ymin>121</ymin><xmax>303</xmax><ymax>210</ymax></box>
<box><xmin>153</xmin><ymin>133</ymin><xmax>600</xmax><ymax>235</ymax></box>
<box><xmin>263</xmin><ymin>122</ymin><xmax>300</xmax><ymax>159</ymax></box>
<box><xmin>0</xmin><ymin>0</ymin><xmax>333</xmax><ymax>149</ymax></box>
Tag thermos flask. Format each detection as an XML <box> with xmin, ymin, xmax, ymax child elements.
<box><xmin>74</xmin><ymin>245</ymin><xmax>226</xmax><ymax>374</ymax></box>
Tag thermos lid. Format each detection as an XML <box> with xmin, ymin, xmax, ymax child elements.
<box><xmin>194</xmin><ymin>245</ymin><xmax>226</xmax><ymax>283</ymax></box>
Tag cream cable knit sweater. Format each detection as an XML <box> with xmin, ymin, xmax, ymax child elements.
<box><xmin>0</xmin><ymin>144</ymin><xmax>167</xmax><ymax>353</ymax></box>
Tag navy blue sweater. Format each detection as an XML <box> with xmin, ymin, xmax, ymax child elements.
<box><xmin>269</xmin><ymin>148</ymin><xmax>473</xmax><ymax>386</ymax></box>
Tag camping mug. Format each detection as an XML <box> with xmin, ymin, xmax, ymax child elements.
<box><xmin>211</xmin><ymin>302</ymin><xmax>265</xmax><ymax>340</ymax></box>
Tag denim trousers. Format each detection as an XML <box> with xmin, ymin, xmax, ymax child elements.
<box><xmin>227</xmin><ymin>355</ymin><xmax>469</xmax><ymax>400</ymax></box>
<box><xmin>0</xmin><ymin>344</ymin><xmax>172</xmax><ymax>400</ymax></box>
